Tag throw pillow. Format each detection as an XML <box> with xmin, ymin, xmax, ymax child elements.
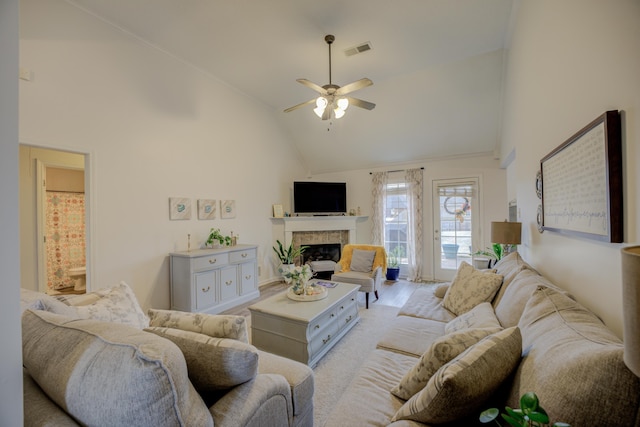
<box><xmin>145</xmin><ymin>326</ymin><xmax>258</xmax><ymax>391</ymax></box>
<box><xmin>391</xmin><ymin>327</ymin><xmax>500</xmax><ymax>400</ymax></box>
<box><xmin>442</xmin><ymin>262</ymin><xmax>503</xmax><ymax>315</ymax></box>
<box><xmin>22</xmin><ymin>310</ymin><xmax>213</xmax><ymax>427</ymax></box>
<box><xmin>392</xmin><ymin>326</ymin><xmax>522</xmax><ymax>424</ymax></box>
<box><xmin>349</xmin><ymin>249</ymin><xmax>376</xmax><ymax>272</ymax></box>
<box><xmin>444</xmin><ymin>302</ymin><xmax>502</xmax><ymax>334</ymax></box>
<box><xmin>72</xmin><ymin>281</ymin><xmax>149</xmax><ymax>329</ymax></box>
<box><xmin>148</xmin><ymin>309</ymin><xmax>249</xmax><ymax>343</ymax></box>
<box><xmin>434</xmin><ymin>284</ymin><xmax>449</xmax><ymax>298</ymax></box>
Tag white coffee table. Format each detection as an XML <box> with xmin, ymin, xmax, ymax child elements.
<box><xmin>249</xmin><ymin>280</ymin><xmax>360</xmax><ymax>367</ymax></box>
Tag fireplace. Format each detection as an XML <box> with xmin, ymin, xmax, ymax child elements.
<box><xmin>302</xmin><ymin>243</ymin><xmax>341</xmax><ymax>264</ymax></box>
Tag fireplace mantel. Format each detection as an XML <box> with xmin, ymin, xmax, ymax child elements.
<box><xmin>272</xmin><ymin>216</ymin><xmax>368</xmax><ymax>247</ymax></box>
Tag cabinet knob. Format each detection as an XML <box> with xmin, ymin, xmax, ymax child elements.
<box><xmin>314</xmin><ymin>324</ymin><xmax>320</xmax><ymax>329</ymax></box>
<box><xmin>245</xmin><ymin>275</ymin><xmax>252</xmax><ymax>280</ymax></box>
<box><xmin>241</xmin><ymin>253</ymin><xmax>248</xmax><ymax>258</ymax></box>
<box><xmin>201</xmin><ymin>286</ymin><xmax>211</xmax><ymax>292</ymax></box>
<box><xmin>345</xmin><ymin>315</ymin><xmax>352</xmax><ymax>323</ymax></box>
<box><xmin>330</xmin><ymin>313</ymin><xmax>335</xmax><ymax>318</ymax></box>
<box><xmin>225</xmin><ymin>280</ymin><xmax>233</xmax><ymax>286</ymax></box>
<box><xmin>322</xmin><ymin>335</ymin><xmax>332</xmax><ymax>344</ymax></box>
<box><xmin>209</xmin><ymin>259</ymin><xmax>217</xmax><ymax>264</ymax></box>
<box><xmin>340</xmin><ymin>305</ymin><xmax>344</xmax><ymax>310</ymax></box>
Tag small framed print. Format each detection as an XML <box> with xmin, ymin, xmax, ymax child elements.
<box><xmin>169</xmin><ymin>197</ymin><xmax>191</xmax><ymax>220</ymax></box>
<box><xmin>220</xmin><ymin>200</ymin><xmax>236</xmax><ymax>219</ymax></box>
<box><xmin>273</xmin><ymin>204</ymin><xmax>284</xmax><ymax>218</ymax></box>
<box><xmin>198</xmin><ymin>199</ymin><xmax>216</xmax><ymax>220</ymax></box>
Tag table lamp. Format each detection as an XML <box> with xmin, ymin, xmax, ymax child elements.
<box><xmin>491</xmin><ymin>221</ymin><xmax>522</xmax><ymax>255</ymax></box>
<box><xmin>621</xmin><ymin>246</ymin><xmax>640</xmax><ymax>376</ymax></box>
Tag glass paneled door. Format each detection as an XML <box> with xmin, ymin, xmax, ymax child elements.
<box><xmin>432</xmin><ymin>179</ymin><xmax>479</xmax><ymax>281</ymax></box>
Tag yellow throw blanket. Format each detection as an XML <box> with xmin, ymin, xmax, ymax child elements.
<box><xmin>338</xmin><ymin>244</ymin><xmax>387</xmax><ymax>274</ymax></box>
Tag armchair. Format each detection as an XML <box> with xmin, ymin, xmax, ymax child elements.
<box><xmin>331</xmin><ymin>244</ymin><xmax>387</xmax><ymax>309</ymax></box>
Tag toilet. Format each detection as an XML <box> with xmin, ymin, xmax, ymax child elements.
<box><xmin>68</xmin><ymin>266</ymin><xmax>86</xmax><ymax>291</ymax></box>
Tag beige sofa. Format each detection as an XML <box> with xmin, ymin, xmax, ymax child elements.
<box><xmin>325</xmin><ymin>252</ymin><xmax>640</xmax><ymax>426</ymax></box>
<box><xmin>20</xmin><ymin>283</ymin><xmax>314</xmax><ymax>427</ymax></box>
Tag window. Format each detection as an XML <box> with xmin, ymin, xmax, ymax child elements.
<box><xmin>384</xmin><ymin>176</ymin><xmax>408</xmax><ymax>266</ymax></box>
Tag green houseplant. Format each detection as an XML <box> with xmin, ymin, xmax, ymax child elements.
<box><xmin>386</xmin><ymin>246</ymin><xmax>404</xmax><ymax>281</ymax></box>
<box><xmin>473</xmin><ymin>243</ymin><xmax>504</xmax><ymax>266</ymax></box>
<box><xmin>479</xmin><ymin>392</ymin><xmax>570</xmax><ymax>427</ymax></box>
<box><xmin>206</xmin><ymin>228</ymin><xmax>232</xmax><ymax>247</ymax></box>
<box><xmin>272</xmin><ymin>240</ymin><xmax>308</xmax><ymax>265</ymax></box>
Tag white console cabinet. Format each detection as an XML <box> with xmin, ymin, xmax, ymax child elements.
<box><xmin>170</xmin><ymin>244</ymin><xmax>259</xmax><ymax>314</ymax></box>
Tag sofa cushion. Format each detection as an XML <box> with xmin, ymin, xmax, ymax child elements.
<box><xmin>391</xmin><ymin>327</ymin><xmax>500</xmax><ymax>400</ymax></box>
<box><xmin>20</xmin><ymin>288</ymin><xmax>80</xmax><ymax>318</ymax></box>
<box><xmin>392</xmin><ymin>327</ymin><xmax>522</xmax><ymax>424</ymax></box>
<box><xmin>148</xmin><ymin>308</ymin><xmax>249</xmax><ymax>343</ymax></box>
<box><xmin>433</xmin><ymin>283</ymin><xmax>449</xmax><ymax>298</ymax></box>
<box><xmin>510</xmin><ymin>286</ymin><xmax>640</xmax><ymax>426</ymax></box>
<box><xmin>398</xmin><ymin>286</ymin><xmax>456</xmax><ymax>323</ymax></box>
<box><xmin>22</xmin><ymin>310</ymin><xmax>213</xmax><ymax>427</ymax></box>
<box><xmin>323</xmin><ymin>349</ymin><xmax>419</xmax><ymax>427</ymax></box>
<box><xmin>350</xmin><ymin>249</ymin><xmax>376</xmax><ymax>272</ymax></box>
<box><xmin>444</xmin><ymin>302</ymin><xmax>502</xmax><ymax>334</ymax></box>
<box><xmin>442</xmin><ymin>262</ymin><xmax>503</xmax><ymax>315</ymax></box>
<box><xmin>72</xmin><ymin>281</ymin><xmax>149</xmax><ymax>328</ymax></box>
<box><xmin>494</xmin><ymin>269</ymin><xmax>569</xmax><ymax>328</ymax></box>
<box><xmin>145</xmin><ymin>326</ymin><xmax>258</xmax><ymax>391</ymax></box>
<box><xmin>377</xmin><ymin>316</ymin><xmax>446</xmax><ymax>357</ymax></box>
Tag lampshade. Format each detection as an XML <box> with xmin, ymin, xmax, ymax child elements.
<box><xmin>621</xmin><ymin>246</ymin><xmax>640</xmax><ymax>376</ymax></box>
<box><xmin>491</xmin><ymin>221</ymin><xmax>522</xmax><ymax>245</ymax></box>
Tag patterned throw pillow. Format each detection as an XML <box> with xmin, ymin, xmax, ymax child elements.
<box><xmin>145</xmin><ymin>327</ymin><xmax>258</xmax><ymax>391</ymax></box>
<box><xmin>392</xmin><ymin>327</ymin><xmax>522</xmax><ymax>424</ymax></box>
<box><xmin>148</xmin><ymin>308</ymin><xmax>249</xmax><ymax>343</ymax></box>
<box><xmin>442</xmin><ymin>262</ymin><xmax>503</xmax><ymax>315</ymax></box>
<box><xmin>73</xmin><ymin>281</ymin><xmax>149</xmax><ymax>329</ymax></box>
<box><xmin>350</xmin><ymin>249</ymin><xmax>376</xmax><ymax>272</ymax></box>
<box><xmin>391</xmin><ymin>327</ymin><xmax>500</xmax><ymax>400</ymax></box>
<box><xmin>445</xmin><ymin>302</ymin><xmax>502</xmax><ymax>334</ymax></box>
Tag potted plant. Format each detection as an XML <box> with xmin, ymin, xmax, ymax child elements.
<box><xmin>206</xmin><ymin>228</ymin><xmax>232</xmax><ymax>247</ymax></box>
<box><xmin>472</xmin><ymin>243</ymin><xmax>504</xmax><ymax>267</ymax></box>
<box><xmin>479</xmin><ymin>392</ymin><xmax>570</xmax><ymax>427</ymax></box>
<box><xmin>386</xmin><ymin>246</ymin><xmax>403</xmax><ymax>281</ymax></box>
<box><xmin>272</xmin><ymin>240</ymin><xmax>309</xmax><ymax>271</ymax></box>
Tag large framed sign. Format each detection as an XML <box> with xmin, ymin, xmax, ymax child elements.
<box><xmin>540</xmin><ymin>110</ymin><xmax>622</xmax><ymax>242</ymax></box>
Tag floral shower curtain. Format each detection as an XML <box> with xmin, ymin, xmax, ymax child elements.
<box><xmin>46</xmin><ymin>191</ymin><xmax>85</xmax><ymax>291</ymax></box>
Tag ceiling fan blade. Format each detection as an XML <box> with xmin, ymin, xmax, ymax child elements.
<box><xmin>335</xmin><ymin>78</ymin><xmax>373</xmax><ymax>96</ymax></box>
<box><xmin>283</xmin><ymin>99</ymin><xmax>316</xmax><ymax>113</ymax></box>
<box><xmin>347</xmin><ymin>97</ymin><xmax>376</xmax><ymax>110</ymax></box>
<box><xmin>297</xmin><ymin>79</ymin><xmax>327</xmax><ymax>95</ymax></box>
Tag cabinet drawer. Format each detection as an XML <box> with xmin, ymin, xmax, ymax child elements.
<box><xmin>310</xmin><ymin>321</ymin><xmax>340</xmax><ymax>356</ymax></box>
<box><xmin>240</xmin><ymin>262</ymin><xmax>257</xmax><ymax>295</ymax></box>
<box><xmin>230</xmin><ymin>248</ymin><xmax>256</xmax><ymax>263</ymax></box>
<box><xmin>337</xmin><ymin>303</ymin><xmax>358</xmax><ymax>331</ymax></box>
<box><xmin>309</xmin><ymin>308</ymin><xmax>338</xmax><ymax>339</ymax></box>
<box><xmin>193</xmin><ymin>253</ymin><xmax>229</xmax><ymax>271</ymax></box>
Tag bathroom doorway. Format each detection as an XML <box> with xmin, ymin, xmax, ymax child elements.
<box><xmin>19</xmin><ymin>146</ymin><xmax>90</xmax><ymax>295</ymax></box>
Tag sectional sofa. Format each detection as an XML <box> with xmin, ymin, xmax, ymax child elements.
<box><xmin>325</xmin><ymin>252</ymin><xmax>640</xmax><ymax>426</ymax></box>
<box><xmin>20</xmin><ymin>282</ymin><xmax>314</xmax><ymax>426</ymax></box>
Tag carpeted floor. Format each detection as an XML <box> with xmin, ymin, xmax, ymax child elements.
<box><xmin>312</xmin><ymin>303</ymin><xmax>400</xmax><ymax>427</ymax></box>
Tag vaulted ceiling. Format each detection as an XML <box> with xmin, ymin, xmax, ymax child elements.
<box><xmin>67</xmin><ymin>0</ymin><xmax>515</xmax><ymax>174</ymax></box>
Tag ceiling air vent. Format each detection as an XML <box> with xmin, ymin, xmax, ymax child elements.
<box><xmin>344</xmin><ymin>41</ymin><xmax>372</xmax><ymax>57</ymax></box>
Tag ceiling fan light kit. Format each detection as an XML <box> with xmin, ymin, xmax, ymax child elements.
<box><xmin>284</xmin><ymin>34</ymin><xmax>375</xmax><ymax>121</ymax></box>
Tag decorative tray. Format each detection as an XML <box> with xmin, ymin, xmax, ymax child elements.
<box><xmin>286</xmin><ymin>284</ymin><xmax>328</xmax><ymax>302</ymax></box>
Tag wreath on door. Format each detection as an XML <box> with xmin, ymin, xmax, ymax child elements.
<box><xmin>444</xmin><ymin>197</ymin><xmax>471</xmax><ymax>223</ymax></box>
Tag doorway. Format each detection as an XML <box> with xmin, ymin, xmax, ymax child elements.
<box><xmin>19</xmin><ymin>146</ymin><xmax>90</xmax><ymax>294</ymax></box>
<box><xmin>432</xmin><ymin>178</ymin><xmax>480</xmax><ymax>281</ymax></box>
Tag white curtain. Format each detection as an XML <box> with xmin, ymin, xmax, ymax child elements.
<box><xmin>405</xmin><ymin>168</ymin><xmax>423</xmax><ymax>281</ymax></box>
<box><xmin>370</xmin><ymin>172</ymin><xmax>388</xmax><ymax>246</ymax></box>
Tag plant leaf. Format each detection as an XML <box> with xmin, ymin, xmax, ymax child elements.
<box><xmin>479</xmin><ymin>408</ymin><xmax>500</xmax><ymax>423</ymax></box>
<box><xmin>501</xmin><ymin>414</ymin><xmax>526</xmax><ymax>427</ymax></box>
<box><xmin>520</xmin><ymin>392</ymin><xmax>539</xmax><ymax>414</ymax></box>
<box><xmin>527</xmin><ymin>411</ymin><xmax>549</xmax><ymax>424</ymax></box>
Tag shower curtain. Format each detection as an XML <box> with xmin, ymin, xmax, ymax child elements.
<box><xmin>46</xmin><ymin>191</ymin><xmax>85</xmax><ymax>291</ymax></box>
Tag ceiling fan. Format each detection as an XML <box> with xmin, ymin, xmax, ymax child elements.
<box><xmin>284</xmin><ymin>34</ymin><xmax>375</xmax><ymax>120</ymax></box>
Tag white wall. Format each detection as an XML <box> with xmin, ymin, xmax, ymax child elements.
<box><xmin>19</xmin><ymin>0</ymin><xmax>307</xmax><ymax>309</ymax></box>
<box><xmin>0</xmin><ymin>0</ymin><xmax>22</xmax><ymax>423</ymax></box>
<box><xmin>500</xmin><ymin>0</ymin><xmax>640</xmax><ymax>337</ymax></box>
<box><xmin>311</xmin><ymin>154</ymin><xmax>507</xmax><ymax>280</ymax></box>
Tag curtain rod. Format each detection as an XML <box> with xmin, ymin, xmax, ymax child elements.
<box><xmin>369</xmin><ymin>167</ymin><xmax>424</xmax><ymax>175</ymax></box>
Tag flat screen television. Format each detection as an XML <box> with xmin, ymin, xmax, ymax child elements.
<box><xmin>293</xmin><ymin>181</ymin><xmax>347</xmax><ymax>215</ymax></box>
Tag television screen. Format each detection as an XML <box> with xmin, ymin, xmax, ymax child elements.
<box><xmin>293</xmin><ymin>181</ymin><xmax>346</xmax><ymax>215</ymax></box>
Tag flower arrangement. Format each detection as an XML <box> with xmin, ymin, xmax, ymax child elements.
<box><xmin>280</xmin><ymin>264</ymin><xmax>313</xmax><ymax>295</ymax></box>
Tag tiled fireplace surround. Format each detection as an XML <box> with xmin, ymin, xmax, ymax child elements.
<box><xmin>282</xmin><ymin>217</ymin><xmax>359</xmax><ymax>264</ymax></box>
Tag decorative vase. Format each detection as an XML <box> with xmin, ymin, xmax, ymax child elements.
<box><xmin>291</xmin><ymin>278</ymin><xmax>308</xmax><ymax>295</ymax></box>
